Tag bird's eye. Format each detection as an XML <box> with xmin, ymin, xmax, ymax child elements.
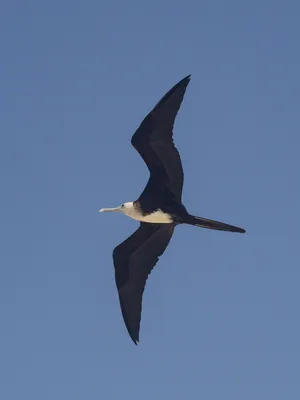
<box><xmin>121</xmin><ymin>204</ymin><xmax>124</xmax><ymax>208</ymax></box>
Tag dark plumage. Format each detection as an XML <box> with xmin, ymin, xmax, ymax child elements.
<box><xmin>100</xmin><ymin>75</ymin><xmax>246</xmax><ymax>344</ymax></box>
<box><xmin>131</xmin><ymin>76</ymin><xmax>188</xmax><ymax>209</ymax></box>
<box><xmin>113</xmin><ymin>223</ymin><xmax>175</xmax><ymax>344</ymax></box>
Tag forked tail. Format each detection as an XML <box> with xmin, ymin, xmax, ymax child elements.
<box><xmin>187</xmin><ymin>215</ymin><xmax>246</xmax><ymax>234</ymax></box>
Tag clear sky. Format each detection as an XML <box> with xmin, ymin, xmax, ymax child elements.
<box><xmin>1</xmin><ymin>0</ymin><xmax>299</xmax><ymax>399</ymax></box>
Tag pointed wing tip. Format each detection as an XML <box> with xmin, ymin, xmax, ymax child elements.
<box><xmin>183</xmin><ymin>74</ymin><xmax>191</xmax><ymax>82</ymax></box>
<box><xmin>130</xmin><ymin>335</ymin><xmax>139</xmax><ymax>345</ymax></box>
<box><xmin>178</xmin><ymin>75</ymin><xmax>191</xmax><ymax>85</ymax></box>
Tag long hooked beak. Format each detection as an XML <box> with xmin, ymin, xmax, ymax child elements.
<box><xmin>99</xmin><ymin>206</ymin><xmax>121</xmax><ymax>213</ymax></box>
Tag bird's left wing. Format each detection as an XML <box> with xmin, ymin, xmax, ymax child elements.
<box><xmin>113</xmin><ymin>222</ymin><xmax>175</xmax><ymax>344</ymax></box>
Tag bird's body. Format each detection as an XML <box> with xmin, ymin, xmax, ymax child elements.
<box><xmin>132</xmin><ymin>207</ymin><xmax>173</xmax><ymax>224</ymax></box>
<box><xmin>100</xmin><ymin>75</ymin><xmax>246</xmax><ymax>344</ymax></box>
<box><xmin>104</xmin><ymin>202</ymin><xmax>174</xmax><ymax>223</ymax></box>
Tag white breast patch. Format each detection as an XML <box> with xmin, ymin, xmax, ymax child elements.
<box><xmin>138</xmin><ymin>209</ymin><xmax>173</xmax><ymax>223</ymax></box>
<box><xmin>126</xmin><ymin>207</ymin><xmax>173</xmax><ymax>223</ymax></box>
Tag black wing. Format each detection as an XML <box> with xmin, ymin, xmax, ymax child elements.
<box><xmin>131</xmin><ymin>76</ymin><xmax>191</xmax><ymax>208</ymax></box>
<box><xmin>113</xmin><ymin>222</ymin><xmax>175</xmax><ymax>344</ymax></box>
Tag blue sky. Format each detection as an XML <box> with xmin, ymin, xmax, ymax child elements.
<box><xmin>1</xmin><ymin>0</ymin><xmax>299</xmax><ymax>398</ymax></box>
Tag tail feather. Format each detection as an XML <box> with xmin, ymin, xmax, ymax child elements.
<box><xmin>188</xmin><ymin>215</ymin><xmax>246</xmax><ymax>234</ymax></box>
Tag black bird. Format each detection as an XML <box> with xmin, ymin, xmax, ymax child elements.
<box><xmin>100</xmin><ymin>75</ymin><xmax>246</xmax><ymax>344</ymax></box>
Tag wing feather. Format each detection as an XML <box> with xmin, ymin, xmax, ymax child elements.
<box><xmin>131</xmin><ymin>75</ymin><xmax>191</xmax><ymax>206</ymax></box>
<box><xmin>113</xmin><ymin>223</ymin><xmax>175</xmax><ymax>344</ymax></box>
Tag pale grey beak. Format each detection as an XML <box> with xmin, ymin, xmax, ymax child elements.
<box><xmin>99</xmin><ymin>206</ymin><xmax>121</xmax><ymax>213</ymax></box>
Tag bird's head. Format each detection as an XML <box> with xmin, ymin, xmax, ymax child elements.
<box><xmin>99</xmin><ymin>202</ymin><xmax>134</xmax><ymax>215</ymax></box>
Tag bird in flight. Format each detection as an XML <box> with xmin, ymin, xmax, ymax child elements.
<box><xmin>100</xmin><ymin>75</ymin><xmax>246</xmax><ymax>344</ymax></box>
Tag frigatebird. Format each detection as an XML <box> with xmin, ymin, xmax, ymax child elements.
<box><xmin>100</xmin><ymin>75</ymin><xmax>246</xmax><ymax>344</ymax></box>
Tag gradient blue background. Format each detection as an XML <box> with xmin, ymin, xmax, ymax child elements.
<box><xmin>1</xmin><ymin>1</ymin><xmax>299</xmax><ymax>398</ymax></box>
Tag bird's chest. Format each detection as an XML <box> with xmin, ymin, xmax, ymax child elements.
<box><xmin>127</xmin><ymin>207</ymin><xmax>173</xmax><ymax>223</ymax></box>
<box><xmin>139</xmin><ymin>209</ymin><xmax>173</xmax><ymax>223</ymax></box>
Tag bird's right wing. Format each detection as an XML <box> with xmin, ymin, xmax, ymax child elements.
<box><xmin>113</xmin><ymin>222</ymin><xmax>175</xmax><ymax>344</ymax></box>
<box><xmin>131</xmin><ymin>76</ymin><xmax>191</xmax><ymax>205</ymax></box>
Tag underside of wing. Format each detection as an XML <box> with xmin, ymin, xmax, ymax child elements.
<box><xmin>131</xmin><ymin>76</ymin><xmax>191</xmax><ymax>204</ymax></box>
<box><xmin>113</xmin><ymin>223</ymin><xmax>175</xmax><ymax>344</ymax></box>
